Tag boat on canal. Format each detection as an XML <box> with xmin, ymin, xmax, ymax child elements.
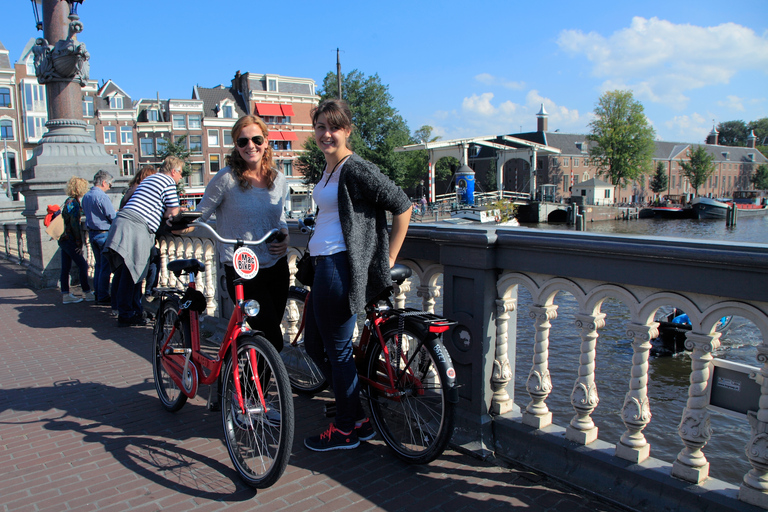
<box><xmin>691</xmin><ymin>190</ymin><xmax>768</xmax><ymax>219</ymax></box>
<box><xmin>652</xmin><ymin>205</ymin><xmax>695</xmax><ymax>219</ymax></box>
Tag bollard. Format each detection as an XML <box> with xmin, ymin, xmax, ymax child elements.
<box><xmin>576</xmin><ymin>213</ymin><xmax>585</xmax><ymax>231</ymax></box>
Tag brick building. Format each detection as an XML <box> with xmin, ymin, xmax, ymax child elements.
<box><xmin>0</xmin><ymin>40</ymin><xmax>21</xmax><ymax>199</ymax></box>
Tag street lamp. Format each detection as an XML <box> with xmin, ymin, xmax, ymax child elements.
<box><xmin>31</xmin><ymin>0</ymin><xmax>83</xmax><ymax>30</ymax></box>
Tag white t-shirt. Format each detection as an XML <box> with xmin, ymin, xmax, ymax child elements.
<box><xmin>309</xmin><ymin>161</ymin><xmax>348</xmax><ymax>256</ymax></box>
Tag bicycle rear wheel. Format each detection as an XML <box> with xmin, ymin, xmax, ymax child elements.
<box><xmin>364</xmin><ymin>323</ymin><xmax>455</xmax><ymax>464</ymax></box>
<box><xmin>280</xmin><ymin>287</ymin><xmax>328</xmax><ymax>394</ymax></box>
<box><xmin>221</xmin><ymin>334</ymin><xmax>295</xmax><ymax>488</ymax></box>
<box><xmin>152</xmin><ymin>297</ymin><xmax>189</xmax><ymax>412</ymax></box>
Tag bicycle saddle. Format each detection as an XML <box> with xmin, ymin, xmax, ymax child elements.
<box><xmin>390</xmin><ymin>264</ymin><xmax>412</xmax><ymax>284</ymax></box>
<box><xmin>167</xmin><ymin>258</ymin><xmax>206</xmax><ymax>276</ymax></box>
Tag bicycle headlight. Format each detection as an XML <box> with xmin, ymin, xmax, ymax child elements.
<box><xmin>243</xmin><ymin>300</ymin><xmax>260</xmax><ymax>318</ymax></box>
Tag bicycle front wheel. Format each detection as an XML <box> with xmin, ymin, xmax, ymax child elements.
<box><xmin>280</xmin><ymin>287</ymin><xmax>328</xmax><ymax>394</ymax></box>
<box><xmin>152</xmin><ymin>297</ymin><xmax>189</xmax><ymax>412</ymax></box>
<box><xmin>364</xmin><ymin>324</ymin><xmax>455</xmax><ymax>464</ymax></box>
<box><xmin>221</xmin><ymin>334</ymin><xmax>295</xmax><ymax>488</ymax></box>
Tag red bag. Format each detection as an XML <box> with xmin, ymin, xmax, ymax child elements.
<box><xmin>44</xmin><ymin>205</ymin><xmax>61</xmax><ymax>227</ymax></box>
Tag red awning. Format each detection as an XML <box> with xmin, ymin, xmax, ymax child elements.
<box><xmin>281</xmin><ymin>131</ymin><xmax>298</xmax><ymax>141</ymax></box>
<box><xmin>280</xmin><ymin>104</ymin><xmax>295</xmax><ymax>116</ymax></box>
<box><xmin>269</xmin><ymin>131</ymin><xmax>284</xmax><ymax>140</ymax></box>
<box><xmin>254</xmin><ymin>103</ymin><xmax>283</xmax><ymax>116</ymax></box>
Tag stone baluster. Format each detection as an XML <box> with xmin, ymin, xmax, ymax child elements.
<box><xmin>739</xmin><ymin>345</ymin><xmax>768</xmax><ymax>508</ymax></box>
<box><xmin>416</xmin><ymin>283</ymin><xmax>440</xmax><ymax>314</ymax></box>
<box><xmin>4</xmin><ymin>225</ymin><xmax>10</xmax><ymax>259</ymax></box>
<box><xmin>203</xmin><ymin>242</ymin><xmax>217</xmax><ymax>317</ymax></box>
<box><xmin>490</xmin><ymin>297</ymin><xmax>516</xmax><ymax>415</ymax></box>
<box><xmin>616</xmin><ymin>322</ymin><xmax>656</xmax><ymax>463</ymax></box>
<box><xmin>17</xmin><ymin>224</ymin><xmax>24</xmax><ymax>264</ymax></box>
<box><xmin>523</xmin><ymin>304</ymin><xmax>558</xmax><ymax>428</ymax></box>
<box><xmin>567</xmin><ymin>312</ymin><xmax>605</xmax><ymax>445</ymax></box>
<box><xmin>157</xmin><ymin>238</ymin><xmax>169</xmax><ymax>289</ymax></box>
<box><xmin>167</xmin><ymin>239</ymin><xmax>179</xmax><ymax>289</ymax></box>
<box><xmin>393</xmin><ymin>278</ymin><xmax>410</xmax><ymax>309</ymax></box>
<box><xmin>672</xmin><ymin>330</ymin><xmax>720</xmax><ymax>483</ymax></box>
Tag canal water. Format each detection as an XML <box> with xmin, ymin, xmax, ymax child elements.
<box><xmin>510</xmin><ymin>215</ymin><xmax>767</xmax><ymax>486</ymax></box>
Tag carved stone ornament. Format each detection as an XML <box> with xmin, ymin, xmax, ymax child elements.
<box><xmin>33</xmin><ymin>18</ymin><xmax>90</xmax><ymax>86</ymax></box>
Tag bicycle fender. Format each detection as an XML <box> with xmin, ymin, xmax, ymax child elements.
<box><xmin>425</xmin><ymin>337</ymin><xmax>459</xmax><ymax>404</ymax></box>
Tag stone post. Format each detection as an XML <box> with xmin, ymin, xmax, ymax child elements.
<box><xmin>18</xmin><ymin>0</ymin><xmax>119</xmax><ymax>288</ymax></box>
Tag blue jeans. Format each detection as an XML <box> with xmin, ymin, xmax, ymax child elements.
<box><xmin>89</xmin><ymin>231</ymin><xmax>111</xmax><ymax>301</ymax></box>
<box><xmin>113</xmin><ymin>262</ymin><xmax>142</xmax><ymax>320</ymax></box>
<box><xmin>304</xmin><ymin>252</ymin><xmax>364</xmax><ymax>432</ymax></box>
<box><xmin>59</xmin><ymin>238</ymin><xmax>91</xmax><ymax>294</ymax></box>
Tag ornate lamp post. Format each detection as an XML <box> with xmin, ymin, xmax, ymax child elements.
<box><xmin>20</xmin><ymin>0</ymin><xmax>119</xmax><ymax>288</ymax></box>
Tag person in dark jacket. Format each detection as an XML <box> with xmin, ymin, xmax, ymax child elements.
<box><xmin>303</xmin><ymin>99</ymin><xmax>412</xmax><ymax>452</ymax></box>
<box><xmin>59</xmin><ymin>176</ymin><xmax>94</xmax><ymax>304</ymax></box>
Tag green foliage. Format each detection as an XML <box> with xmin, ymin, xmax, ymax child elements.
<box><xmin>751</xmin><ymin>164</ymin><xmax>768</xmax><ymax>190</ymax></box>
<box><xmin>748</xmin><ymin>118</ymin><xmax>768</xmax><ymax>157</ymax></box>
<box><xmin>157</xmin><ymin>134</ymin><xmax>191</xmax><ymax>194</ymax></box>
<box><xmin>680</xmin><ymin>146</ymin><xmax>715</xmax><ymax>196</ymax></box>
<box><xmin>435</xmin><ymin>156</ymin><xmax>458</xmax><ymax>181</ymax></box>
<box><xmin>295</xmin><ymin>137</ymin><xmax>325</xmax><ymax>185</ymax></box>
<box><xmin>319</xmin><ymin>69</ymin><xmax>414</xmax><ymax>187</ymax></box>
<box><xmin>489</xmin><ymin>199</ymin><xmax>517</xmax><ymax>223</ymax></box>
<box><xmin>586</xmin><ymin>90</ymin><xmax>656</xmax><ymax>187</ymax></box>
<box><xmin>649</xmin><ymin>161</ymin><xmax>668</xmax><ymax>194</ymax></box>
<box><xmin>716</xmin><ymin>120</ymin><xmax>748</xmax><ymax>146</ymax></box>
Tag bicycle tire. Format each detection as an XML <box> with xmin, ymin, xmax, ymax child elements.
<box><xmin>280</xmin><ymin>287</ymin><xmax>328</xmax><ymax>395</ymax></box>
<box><xmin>152</xmin><ymin>297</ymin><xmax>190</xmax><ymax>412</ymax></box>
<box><xmin>221</xmin><ymin>334</ymin><xmax>295</xmax><ymax>489</ymax></box>
<box><xmin>364</xmin><ymin>322</ymin><xmax>455</xmax><ymax>464</ymax></box>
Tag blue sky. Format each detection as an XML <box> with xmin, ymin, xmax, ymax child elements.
<box><xmin>4</xmin><ymin>0</ymin><xmax>767</xmax><ymax>144</ymax></box>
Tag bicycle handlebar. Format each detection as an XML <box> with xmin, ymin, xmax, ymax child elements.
<box><xmin>185</xmin><ymin>220</ymin><xmax>283</xmax><ymax>247</ymax></box>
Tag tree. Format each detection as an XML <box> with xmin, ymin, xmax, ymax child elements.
<box><xmin>748</xmin><ymin>118</ymin><xmax>768</xmax><ymax>156</ymax></box>
<box><xmin>318</xmin><ymin>69</ymin><xmax>413</xmax><ymax>186</ymax></box>
<box><xmin>157</xmin><ymin>134</ymin><xmax>191</xmax><ymax>194</ymax></box>
<box><xmin>680</xmin><ymin>146</ymin><xmax>715</xmax><ymax>196</ymax></box>
<box><xmin>295</xmin><ymin>137</ymin><xmax>325</xmax><ymax>186</ymax></box>
<box><xmin>716</xmin><ymin>120</ymin><xmax>748</xmax><ymax>146</ymax></box>
<box><xmin>649</xmin><ymin>161</ymin><xmax>668</xmax><ymax>197</ymax></box>
<box><xmin>587</xmin><ymin>90</ymin><xmax>656</xmax><ymax>187</ymax></box>
<box><xmin>751</xmin><ymin>164</ymin><xmax>768</xmax><ymax>190</ymax></box>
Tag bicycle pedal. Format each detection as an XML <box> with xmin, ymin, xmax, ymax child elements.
<box><xmin>164</xmin><ymin>348</ymin><xmax>189</xmax><ymax>355</ymax></box>
<box><xmin>324</xmin><ymin>403</ymin><xmax>336</xmax><ymax>418</ymax></box>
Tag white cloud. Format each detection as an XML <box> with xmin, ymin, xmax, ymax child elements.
<box><xmin>664</xmin><ymin>113</ymin><xmax>709</xmax><ymax>142</ymax></box>
<box><xmin>557</xmin><ymin>17</ymin><xmax>768</xmax><ymax>108</ymax></box>
<box><xmin>473</xmin><ymin>73</ymin><xmax>525</xmax><ymax>90</ymax></box>
<box><xmin>717</xmin><ymin>95</ymin><xmax>746</xmax><ymax>112</ymax></box>
<box><xmin>462</xmin><ymin>93</ymin><xmax>497</xmax><ymax>117</ymax></box>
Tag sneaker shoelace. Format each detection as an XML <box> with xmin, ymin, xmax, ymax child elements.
<box><xmin>321</xmin><ymin>424</ymin><xmax>337</xmax><ymax>441</ymax></box>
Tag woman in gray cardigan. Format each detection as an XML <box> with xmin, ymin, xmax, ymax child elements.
<box><xmin>304</xmin><ymin>99</ymin><xmax>412</xmax><ymax>452</ymax></box>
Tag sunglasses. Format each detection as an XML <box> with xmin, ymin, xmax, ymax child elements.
<box><xmin>236</xmin><ymin>135</ymin><xmax>265</xmax><ymax>148</ymax></box>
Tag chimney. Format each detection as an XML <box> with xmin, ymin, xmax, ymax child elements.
<box><xmin>747</xmin><ymin>130</ymin><xmax>757</xmax><ymax>149</ymax></box>
<box><xmin>706</xmin><ymin>124</ymin><xmax>719</xmax><ymax>145</ymax></box>
<box><xmin>536</xmin><ymin>104</ymin><xmax>548</xmax><ymax>132</ymax></box>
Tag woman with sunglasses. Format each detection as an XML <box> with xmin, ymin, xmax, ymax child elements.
<box><xmin>303</xmin><ymin>99</ymin><xmax>412</xmax><ymax>452</ymax></box>
<box><xmin>192</xmin><ymin>115</ymin><xmax>290</xmax><ymax>357</ymax></box>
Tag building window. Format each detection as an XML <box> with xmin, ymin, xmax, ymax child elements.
<box><xmin>140</xmin><ymin>137</ymin><xmax>154</xmax><ymax>156</ymax></box>
<box><xmin>4</xmin><ymin>153</ymin><xmax>17</xmax><ymax>179</ymax></box>
<box><xmin>604</xmin><ymin>189</ymin><xmax>611</xmax><ymax>198</ymax></box>
<box><xmin>283</xmin><ymin>161</ymin><xmax>293</xmax><ymax>176</ymax></box>
<box><xmin>208</xmin><ymin>129</ymin><xmax>219</xmax><ymax>146</ymax></box>
<box><xmin>103</xmin><ymin>126</ymin><xmax>117</xmax><ymax>144</ymax></box>
<box><xmin>86</xmin><ymin>124</ymin><xmax>95</xmax><ymax>140</ymax></box>
<box><xmin>0</xmin><ymin>88</ymin><xmax>12</xmax><ymax>108</ymax></box>
<box><xmin>147</xmin><ymin>109</ymin><xmax>159</xmax><ymax>122</ymax></box>
<box><xmin>223</xmin><ymin>131</ymin><xmax>233</xmax><ymax>146</ymax></box>
<box><xmin>120</xmin><ymin>126</ymin><xmax>133</xmax><ymax>144</ymax></box>
<box><xmin>24</xmin><ymin>83</ymin><xmax>46</xmax><ymax>112</ymax></box>
<box><xmin>26</xmin><ymin>116</ymin><xmax>48</xmax><ymax>140</ymax></box>
<box><xmin>189</xmin><ymin>135</ymin><xmax>202</xmax><ymax>154</ymax></box>
<box><xmin>156</xmin><ymin>137</ymin><xmax>168</xmax><ymax>154</ymax></box>
<box><xmin>187</xmin><ymin>163</ymin><xmax>204</xmax><ymax>187</ymax></box>
<box><xmin>223</xmin><ymin>105</ymin><xmax>234</xmax><ymax>118</ymax></box>
<box><xmin>172</xmin><ymin>115</ymin><xmax>186</xmax><ymax>129</ymax></box>
<box><xmin>273</xmin><ymin>140</ymin><xmax>292</xmax><ymax>151</ymax></box>
<box><xmin>174</xmin><ymin>135</ymin><xmax>187</xmax><ymax>148</ymax></box>
<box><xmin>111</xmin><ymin>96</ymin><xmax>124</xmax><ymax>109</ymax></box>
<box><xmin>209</xmin><ymin>154</ymin><xmax>220</xmax><ymax>174</ymax></box>
<box><xmin>188</xmin><ymin>115</ymin><xmax>201</xmax><ymax>129</ymax></box>
<box><xmin>0</xmin><ymin>120</ymin><xmax>13</xmax><ymax>140</ymax></box>
<box><xmin>563</xmin><ymin>157</ymin><xmax>569</xmax><ymax>166</ymax></box>
<box><xmin>268</xmin><ymin>79</ymin><xmax>277</xmax><ymax>91</ymax></box>
<box><xmin>574</xmin><ymin>158</ymin><xmax>579</xmax><ymax>167</ymax></box>
<box><xmin>122</xmin><ymin>154</ymin><xmax>135</xmax><ymax>176</ymax></box>
<box><xmin>82</xmin><ymin>96</ymin><xmax>93</xmax><ymax>117</ymax></box>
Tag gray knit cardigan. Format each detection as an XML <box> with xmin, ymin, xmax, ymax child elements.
<box><xmin>336</xmin><ymin>154</ymin><xmax>412</xmax><ymax>313</ymax></box>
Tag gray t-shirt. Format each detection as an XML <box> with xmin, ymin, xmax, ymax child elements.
<box><xmin>197</xmin><ymin>166</ymin><xmax>288</xmax><ymax>268</ymax></box>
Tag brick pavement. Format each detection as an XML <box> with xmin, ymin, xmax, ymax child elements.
<box><xmin>0</xmin><ymin>259</ymin><xmax>631</xmax><ymax>512</ymax></box>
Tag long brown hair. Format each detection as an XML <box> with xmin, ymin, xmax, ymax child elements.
<box><xmin>128</xmin><ymin>165</ymin><xmax>157</xmax><ymax>187</ymax></box>
<box><xmin>225</xmin><ymin>115</ymin><xmax>276</xmax><ymax>190</ymax></box>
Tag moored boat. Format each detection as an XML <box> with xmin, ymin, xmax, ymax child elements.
<box><xmin>691</xmin><ymin>193</ymin><xmax>768</xmax><ymax>219</ymax></box>
<box><xmin>652</xmin><ymin>206</ymin><xmax>695</xmax><ymax>219</ymax></box>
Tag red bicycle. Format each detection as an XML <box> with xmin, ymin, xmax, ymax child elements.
<box><xmin>281</xmin><ymin>260</ymin><xmax>458</xmax><ymax>464</ymax></box>
<box><xmin>152</xmin><ymin>214</ymin><xmax>294</xmax><ymax>488</ymax></box>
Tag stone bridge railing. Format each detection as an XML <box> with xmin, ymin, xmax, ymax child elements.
<box><xmin>6</xmin><ymin>219</ymin><xmax>766</xmax><ymax>511</ymax></box>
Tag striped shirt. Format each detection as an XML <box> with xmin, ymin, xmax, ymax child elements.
<box><xmin>123</xmin><ymin>173</ymin><xmax>180</xmax><ymax>233</ymax></box>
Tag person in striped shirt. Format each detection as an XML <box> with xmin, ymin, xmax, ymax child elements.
<box><xmin>105</xmin><ymin>156</ymin><xmax>182</xmax><ymax>326</ymax></box>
